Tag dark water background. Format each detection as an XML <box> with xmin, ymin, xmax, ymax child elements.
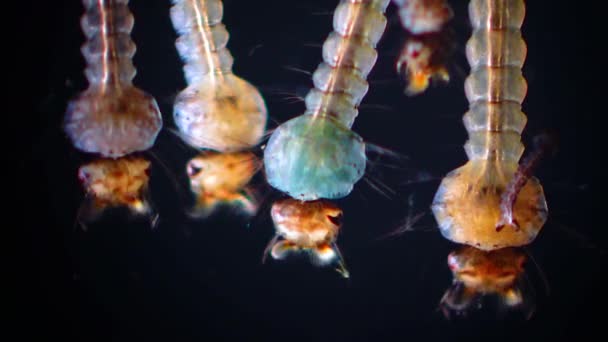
<box><xmin>23</xmin><ymin>0</ymin><xmax>599</xmax><ymax>340</ymax></box>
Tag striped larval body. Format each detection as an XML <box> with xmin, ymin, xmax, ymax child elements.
<box><xmin>264</xmin><ymin>0</ymin><xmax>390</xmax><ymax>201</ymax></box>
<box><xmin>171</xmin><ymin>0</ymin><xmax>267</xmax><ymax>152</ymax></box>
<box><xmin>431</xmin><ymin>0</ymin><xmax>547</xmax><ymax>250</ymax></box>
<box><xmin>65</xmin><ymin>0</ymin><xmax>163</xmax><ymax>158</ymax></box>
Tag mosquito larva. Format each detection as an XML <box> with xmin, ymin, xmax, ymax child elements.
<box><xmin>170</xmin><ymin>0</ymin><xmax>267</xmax><ymax>152</ymax></box>
<box><xmin>431</xmin><ymin>0</ymin><xmax>548</xmax><ymax>250</ymax></box>
<box><xmin>77</xmin><ymin>156</ymin><xmax>155</xmax><ymax>226</ymax></box>
<box><xmin>64</xmin><ymin>0</ymin><xmax>163</xmax><ymax>158</ymax></box>
<box><xmin>264</xmin><ymin>0</ymin><xmax>390</xmax><ymax>201</ymax></box>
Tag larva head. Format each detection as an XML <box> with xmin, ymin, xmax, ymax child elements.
<box><xmin>173</xmin><ymin>74</ymin><xmax>267</xmax><ymax>152</ymax></box>
<box><xmin>431</xmin><ymin>161</ymin><xmax>547</xmax><ymax>250</ymax></box>
<box><xmin>187</xmin><ymin>151</ymin><xmax>259</xmax><ymax>193</ymax></box>
<box><xmin>270</xmin><ymin>198</ymin><xmax>343</xmax><ymax>249</ymax></box>
<box><xmin>263</xmin><ymin>115</ymin><xmax>366</xmax><ymax>201</ymax></box>
<box><xmin>65</xmin><ymin>87</ymin><xmax>163</xmax><ymax>158</ymax></box>
<box><xmin>440</xmin><ymin>246</ymin><xmax>531</xmax><ymax>317</ymax></box>
<box><xmin>447</xmin><ymin>246</ymin><xmax>525</xmax><ymax>293</ymax></box>
<box><xmin>78</xmin><ymin>156</ymin><xmax>151</xmax><ymax>211</ymax></box>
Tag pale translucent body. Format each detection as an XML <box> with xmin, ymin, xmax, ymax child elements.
<box><xmin>171</xmin><ymin>0</ymin><xmax>267</xmax><ymax>151</ymax></box>
<box><xmin>264</xmin><ymin>0</ymin><xmax>390</xmax><ymax>201</ymax></box>
<box><xmin>431</xmin><ymin>0</ymin><xmax>547</xmax><ymax>250</ymax></box>
<box><xmin>78</xmin><ymin>156</ymin><xmax>152</xmax><ymax>215</ymax></box>
<box><xmin>64</xmin><ymin>0</ymin><xmax>162</xmax><ymax>158</ymax></box>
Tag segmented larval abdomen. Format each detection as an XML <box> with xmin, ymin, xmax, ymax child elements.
<box><xmin>80</xmin><ymin>0</ymin><xmax>136</xmax><ymax>85</ymax></box>
<box><xmin>170</xmin><ymin>0</ymin><xmax>267</xmax><ymax>151</ymax></box>
<box><xmin>64</xmin><ymin>0</ymin><xmax>162</xmax><ymax>158</ymax></box>
<box><xmin>463</xmin><ymin>0</ymin><xmax>527</xmax><ymax>163</ymax></box>
<box><xmin>305</xmin><ymin>0</ymin><xmax>389</xmax><ymax>128</ymax></box>
<box><xmin>170</xmin><ymin>0</ymin><xmax>234</xmax><ymax>83</ymax></box>
<box><xmin>264</xmin><ymin>0</ymin><xmax>389</xmax><ymax>200</ymax></box>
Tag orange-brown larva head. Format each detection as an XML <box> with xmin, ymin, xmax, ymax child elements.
<box><xmin>270</xmin><ymin>199</ymin><xmax>343</xmax><ymax>249</ymax></box>
<box><xmin>173</xmin><ymin>74</ymin><xmax>268</xmax><ymax>152</ymax></box>
<box><xmin>440</xmin><ymin>246</ymin><xmax>532</xmax><ymax>317</ymax></box>
<box><xmin>78</xmin><ymin>156</ymin><xmax>151</xmax><ymax>210</ymax></box>
<box><xmin>187</xmin><ymin>151</ymin><xmax>260</xmax><ymax>193</ymax></box>
<box><xmin>448</xmin><ymin>246</ymin><xmax>526</xmax><ymax>293</ymax></box>
<box><xmin>432</xmin><ymin>161</ymin><xmax>547</xmax><ymax>250</ymax></box>
<box><xmin>397</xmin><ymin>0</ymin><xmax>453</xmax><ymax>35</ymax></box>
<box><xmin>65</xmin><ymin>87</ymin><xmax>162</xmax><ymax>158</ymax></box>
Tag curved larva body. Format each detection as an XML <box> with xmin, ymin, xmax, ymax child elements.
<box><xmin>64</xmin><ymin>0</ymin><xmax>163</xmax><ymax>158</ymax></box>
<box><xmin>170</xmin><ymin>0</ymin><xmax>267</xmax><ymax>152</ymax></box>
<box><xmin>264</xmin><ymin>0</ymin><xmax>390</xmax><ymax>201</ymax></box>
<box><xmin>431</xmin><ymin>0</ymin><xmax>547</xmax><ymax>250</ymax></box>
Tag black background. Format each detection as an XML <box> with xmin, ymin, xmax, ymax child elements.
<box><xmin>22</xmin><ymin>0</ymin><xmax>599</xmax><ymax>341</ymax></box>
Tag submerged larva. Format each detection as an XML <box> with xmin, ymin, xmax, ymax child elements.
<box><xmin>170</xmin><ymin>0</ymin><xmax>267</xmax><ymax>152</ymax></box>
<box><xmin>264</xmin><ymin>0</ymin><xmax>390</xmax><ymax>201</ymax></box>
<box><xmin>431</xmin><ymin>0</ymin><xmax>548</xmax><ymax>250</ymax></box>
<box><xmin>64</xmin><ymin>0</ymin><xmax>163</xmax><ymax>158</ymax></box>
